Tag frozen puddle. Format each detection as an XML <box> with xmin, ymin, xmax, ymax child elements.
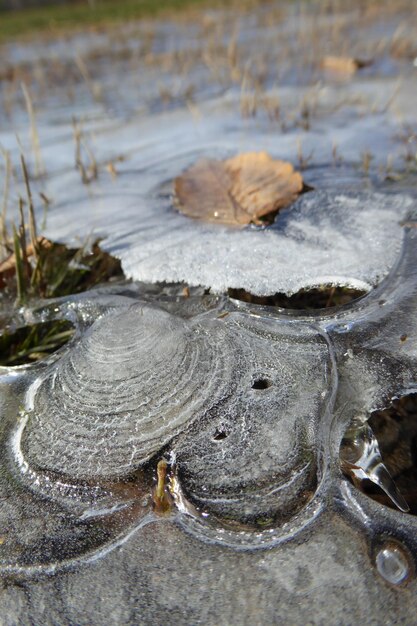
<box><xmin>0</xmin><ymin>1</ymin><xmax>417</xmax><ymax>624</ymax></box>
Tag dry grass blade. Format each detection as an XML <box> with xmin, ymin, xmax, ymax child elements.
<box><xmin>0</xmin><ymin>236</ymin><xmax>123</xmax><ymax>300</ymax></box>
<box><xmin>73</xmin><ymin>118</ymin><xmax>98</xmax><ymax>184</ymax></box>
<box><xmin>0</xmin><ymin>148</ymin><xmax>11</xmax><ymax>256</ymax></box>
<box><xmin>74</xmin><ymin>53</ymin><xmax>102</xmax><ymax>103</ymax></box>
<box><xmin>20</xmin><ymin>154</ymin><xmax>39</xmax><ymax>259</ymax></box>
<box><xmin>12</xmin><ymin>224</ymin><xmax>26</xmax><ymax>305</ymax></box>
<box><xmin>174</xmin><ymin>151</ymin><xmax>303</xmax><ymax>225</ymax></box>
<box><xmin>21</xmin><ymin>82</ymin><xmax>45</xmax><ymax>177</ymax></box>
<box><xmin>17</xmin><ymin>197</ymin><xmax>29</xmax><ymax>277</ymax></box>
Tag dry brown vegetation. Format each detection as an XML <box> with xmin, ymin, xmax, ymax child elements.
<box><xmin>1</xmin><ymin>0</ymin><xmax>416</xmax><ymax>126</ymax></box>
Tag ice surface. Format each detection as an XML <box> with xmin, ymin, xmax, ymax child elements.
<box><xmin>1</xmin><ymin>1</ymin><xmax>417</xmax><ymax>624</ymax></box>
<box><xmin>174</xmin><ymin>313</ymin><xmax>336</xmax><ymax>523</ymax></box>
<box><xmin>1</xmin><ymin>207</ymin><xmax>415</xmax><ymax>564</ymax></box>
<box><xmin>1</xmin><ymin>4</ymin><xmax>416</xmax><ymax>298</ymax></box>
<box><xmin>3</xmin><ymin>102</ymin><xmax>415</xmax><ymax>296</ymax></box>
<box><xmin>114</xmin><ymin>189</ymin><xmax>413</xmax><ymax>296</ymax></box>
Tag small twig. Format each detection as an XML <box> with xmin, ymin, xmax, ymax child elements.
<box><xmin>152</xmin><ymin>459</ymin><xmax>172</xmax><ymax>515</ymax></box>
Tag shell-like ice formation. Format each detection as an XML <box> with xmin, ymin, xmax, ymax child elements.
<box><xmin>19</xmin><ymin>302</ymin><xmax>336</xmax><ymax>523</ymax></box>
<box><xmin>21</xmin><ymin>303</ymin><xmax>232</xmax><ymax>480</ymax></box>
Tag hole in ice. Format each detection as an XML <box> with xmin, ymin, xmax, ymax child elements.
<box><xmin>367</xmin><ymin>394</ymin><xmax>417</xmax><ymax>514</ymax></box>
<box><xmin>251</xmin><ymin>378</ymin><xmax>272</xmax><ymax>390</ymax></box>
<box><xmin>228</xmin><ymin>285</ymin><xmax>366</xmax><ymax>310</ymax></box>
<box><xmin>0</xmin><ymin>320</ymin><xmax>75</xmax><ymax>366</ymax></box>
<box><xmin>212</xmin><ymin>428</ymin><xmax>229</xmax><ymax>441</ymax></box>
<box><xmin>341</xmin><ymin>394</ymin><xmax>417</xmax><ymax>515</ymax></box>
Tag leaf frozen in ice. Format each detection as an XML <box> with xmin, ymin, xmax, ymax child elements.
<box><xmin>174</xmin><ymin>151</ymin><xmax>303</xmax><ymax>226</ymax></box>
<box><xmin>174</xmin><ymin>158</ymin><xmax>240</xmax><ymax>224</ymax></box>
<box><xmin>226</xmin><ymin>152</ymin><xmax>304</xmax><ymax>221</ymax></box>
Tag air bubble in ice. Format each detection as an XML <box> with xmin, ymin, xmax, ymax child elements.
<box><xmin>375</xmin><ymin>544</ymin><xmax>410</xmax><ymax>585</ymax></box>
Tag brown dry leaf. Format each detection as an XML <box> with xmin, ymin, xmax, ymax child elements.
<box><xmin>225</xmin><ymin>152</ymin><xmax>303</xmax><ymax>221</ymax></box>
<box><xmin>174</xmin><ymin>158</ymin><xmax>239</xmax><ymax>224</ymax></box>
<box><xmin>322</xmin><ymin>56</ymin><xmax>371</xmax><ymax>75</ymax></box>
<box><xmin>174</xmin><ymin>151</ymin><xmax>303</xmax><ymax>226</ymax></box>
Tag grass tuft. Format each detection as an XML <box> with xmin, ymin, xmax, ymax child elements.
<box><xmin>0</xmin><ymin>319</ymin><xmax>75</xmax><ymax>366</ymax></box>
<box><xmin>0</xmin><ymin>156</ymin><xmax>125</xmax><ymax>363</ymax></box>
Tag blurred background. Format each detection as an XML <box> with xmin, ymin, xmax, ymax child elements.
<box><xmin>2</xmin><ymin>1</ymin><xmax>96</xmax><ymax>8</ymax></box>
<box><xmin>0</xmin><ymin>0</ymin><xmax>217</xmax><ymax>40</ymax></box>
